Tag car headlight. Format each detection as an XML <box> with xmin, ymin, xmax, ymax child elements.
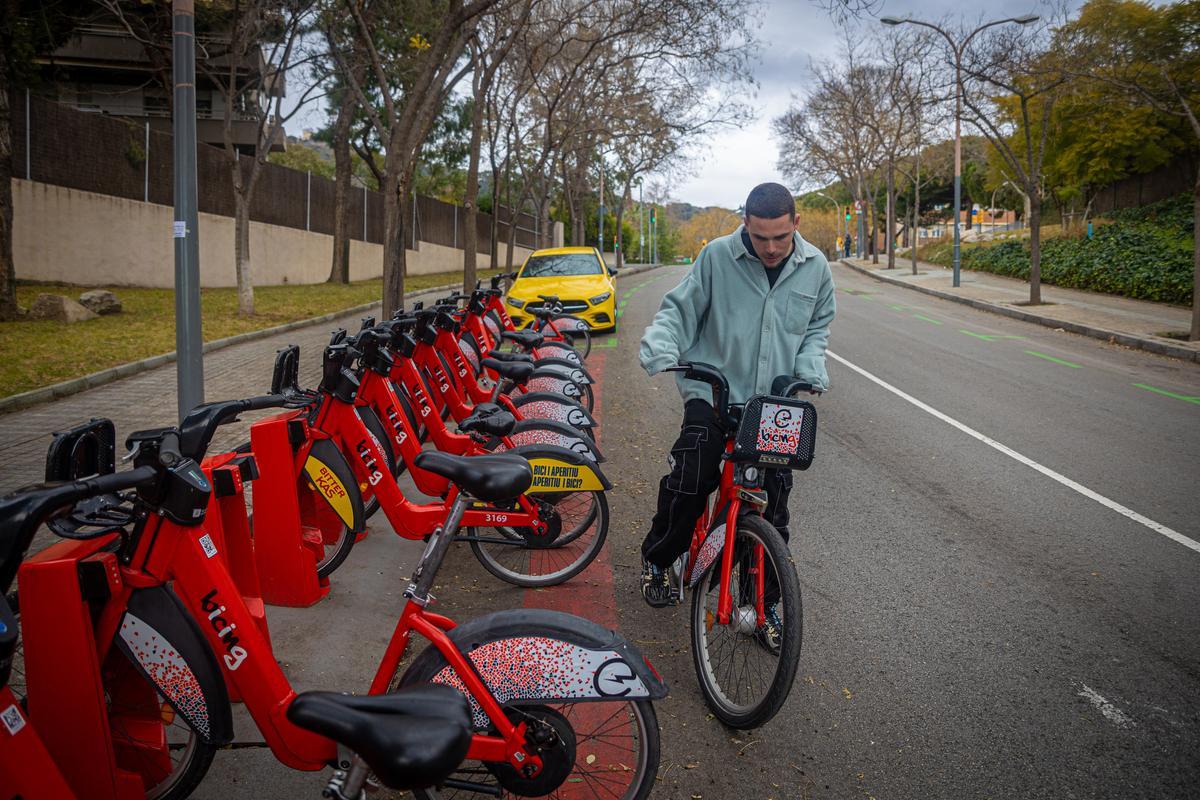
<box><xmin>589</xmin><ymin>292</ymin><xmax>612</xmax><ymax>305</ymax></box>
<box><xmin>507</xmin><ymin>296</ymin><xmax>525</xmax><ymax>309</ymax></box>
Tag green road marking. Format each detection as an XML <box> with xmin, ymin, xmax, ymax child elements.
<box><xmin>960</xmin><ymin>329</ymin><xmax>1027</xmax><ymax>342</ymax></box>
<box><xmin>1133</xmin><ymin>383</ymin><xmax>1200</xmax><ymax>406</ymax></box>
<box><xmin>913</xmin><ymin>314</ymin><xmax>943</xmax><ymax>325</ymax></box>
<box><xmin>591</xmin><ymin>336</ymin><xmax>620</xmax><ymax>349</ymax></box>
<box><xmin>889</xmin><ymin>304</ymin><xmax>906</xmax><ymax>311</ymax></box>
<box><xmin>1025</xmin><ymin>350</ymin><xmax>1082</xmax><ymax>368</ymax></box>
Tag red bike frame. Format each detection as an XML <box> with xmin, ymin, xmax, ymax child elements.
<box><xmin>685</xmin><ymin>440</ymin><xmax>769</xmax><ymax>627</ymax></box>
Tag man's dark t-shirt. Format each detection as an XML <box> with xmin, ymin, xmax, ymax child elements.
<box><xmin>741</xmin><ymin>227</ymin><xmax>793</xmax><ymax>289</ymax></box>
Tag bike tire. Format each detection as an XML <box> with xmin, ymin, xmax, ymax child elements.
<box><xmin>470</xmin><ymin>491</ymin><xmax>608</xmax><ymax>587</ymax></box>
<box><xmin>689</xmin><ymin>514</ymin><xmax>802</xmax><ymax>729</ymax></box>
<box><xmin>293</xmin><ymin>472</ymin><xmax>357</xmax><ymax>579</ymax></box>
<box><xmin>563</xmin><ymin>327</ymin><xmax>592</xmax><ymax>360</ymax></box>
<box><xmin>400</xmin><ymin>637</ymin><xmax>659</xmax><ymax>800</ymax></box>
<box><xmin>104</xmin><ymin>638</ymin><xmax>217</xmax><ymax>800</ymax></box>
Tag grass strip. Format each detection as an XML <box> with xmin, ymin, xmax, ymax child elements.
<box><xmin>2</xmin><ymin>269</ymin><xmax>502</xmax><ymax>398</ymax></box>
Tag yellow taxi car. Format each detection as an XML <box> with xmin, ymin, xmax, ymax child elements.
<box><xmin>505</xmin><ymin>246</ymin><xmax>618</xmax><ymax>332</ymax></box>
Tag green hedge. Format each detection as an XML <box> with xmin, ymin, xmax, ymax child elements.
<box><xmin>922</xmin><ymin>194</ymin><xmax>1194</xmax><ymax>305</ymax></box>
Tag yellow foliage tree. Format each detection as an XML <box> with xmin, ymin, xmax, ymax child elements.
<box><xmin>680</xmin><ymin>208</ymin><xmax>742</xmax><ymax>259</ymax></box>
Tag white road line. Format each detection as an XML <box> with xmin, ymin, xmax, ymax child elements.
<box><xmin>828</xmin><ymin>351</ymin><xmax>1200</xmax><ymax>556</ymax></box>
<box><xmin>1076</xmin><ymin>683</ymin><xmax>1136</xmax><ymax>728</ymax></box>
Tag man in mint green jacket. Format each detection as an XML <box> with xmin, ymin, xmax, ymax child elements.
<box><xmin>637</xmin><ymin>183</ymin><xmax>835</xmax><ymax>649</ymax></box>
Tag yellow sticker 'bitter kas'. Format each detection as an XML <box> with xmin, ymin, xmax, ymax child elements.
<box><xmin>303</xmin><ymin>455</ymin><xmax>356</xmax><ymax>527</ymax></box>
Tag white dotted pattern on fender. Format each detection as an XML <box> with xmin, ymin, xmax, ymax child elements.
<box><xmin>119</xmin><ymin>613</ymin><xmax>211</xmax><ymax>740</ymax></box>
<box><xmin>430</xmin><ymin>637</ymin><xmax>649</xmax><ymax>728</ymax></box>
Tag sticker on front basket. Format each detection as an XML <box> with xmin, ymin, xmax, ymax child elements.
<box><xmin>199</xmin><ymin>534</ymin><xmax>218</xmax><ymax>559</ymax></box>
<box><xmin>757</xmin><ymin>402</ymin><xmax>804</xmax><ymax>455</ymax></box>
<box><xmin>1</xmin><ymin>704</ymin><xmax>26</xmax><ymax>735</ymax></box>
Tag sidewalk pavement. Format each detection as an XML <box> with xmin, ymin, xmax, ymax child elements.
<box><xmin>839</xmin><ymin>257</ymin><xmax>1200</xmax><ymax>364</ymax></box>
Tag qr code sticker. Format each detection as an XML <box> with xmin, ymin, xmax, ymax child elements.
<box><xmin>199</xmin><ymin>534</ymin><xmax>218</xmax><ymax>559</ymax></box>
<box><xmin>1</xmin><ymin>703</ymin><xmax>25</xmax><ymax>735</ymax></box>
<box><xmin>756</xmin><ymin>402</ymin><xmax>804</xmax><ymax>455</ymax></box>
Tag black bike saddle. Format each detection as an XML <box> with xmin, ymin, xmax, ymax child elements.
<box><xmin>413</xmin><ymin>451</ymin><xmax>532</xmax><ymax>502</ymax></box>
<box><xmin>500</xmin><ymin>329</ymin><xmax>544</xmax><ymax>348</ymax></box>
<box><xmin>286</xmin><ymin>685</ymin><xmax>471</xmax><ymax>790</ymax></box>
<box><xmin>481</xmin><ymin>358</ymin><xmax>535</xmax><ymax>383</ymax></box>
<box><xmin>458</xmin><ymin>403</ymin><xmax>517</xmax><ymax>438</ymax></box>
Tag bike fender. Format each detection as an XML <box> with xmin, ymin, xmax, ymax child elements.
<box><xmin>523</xmin><ymin>375</ymin><xmax>585</xmax><ymax>401</ymax></box>
<box><xmin>458</xmin><ymin>337</ymin><xmax>482</xmax><ymax>374</ymax></box>
<box><xmin>530</xmin><ymin>359</ymin><xmax>593</xmax><ymax>385</ymax></box>
<box><xmin>399</xmin><ymin>609</ymin><xmax>668</xmax><ymax>728</ymax></box>
<box><xmin>115</xmin><ymin>586</ymin><xmax>234</xmax><ymax>745</ymax></box>
<box><xmin>531</xmin><ymin>344</ymin><xmax>582</xmax><ymax>366</ymax></box>
<box><xmin>303</xmin><ymin>438</ymin><xmax>366</xmax><ymax>533</ymax></box>
<box><xmin>357</xmin><ymin>406</ymin><xmax>398</xmax><ymax>477</ymax></box>
<box><xmin>550</xmin><ymin>314</ymin><xmax>590</xmax><ymax>333</ymax></box>
<box><xmin>689</xmin><ymin>501</ymin><xmax>731</xmax><ymax>588</ymax></box>
<box><xmin>507</xmin><ymin>444</ymin><xmax>612</xmax><ymax>492</ymax></box>
<box><xmin>509</xmin><ymin>393</ymin><xmax>597</xmax><ymax>429</ymax></box>
<box><xmin>489</xmin><ymin>420</ymin><xmax>604</xmax><ymax>463</ymax></box>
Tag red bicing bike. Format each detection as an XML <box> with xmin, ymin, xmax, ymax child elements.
<box><xmin>658</xmin><ymin>362</ymin><xmax>817</xmax><ymax>729</ymax></box>
<box><xmin>2</xmin><ymin>403</ymin><xmax>665</xmax><ymax>799</ymax></box>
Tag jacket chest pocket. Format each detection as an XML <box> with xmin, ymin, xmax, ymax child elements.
<box><xmin>783</xmin><ymin>290</ymin><xmax>817</xmax><ymax>335</ymax></box>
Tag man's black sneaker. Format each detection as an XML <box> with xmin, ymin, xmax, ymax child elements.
<box><xmin>755</xmin><ymin>604</ymin><xmax>783</xmax><ymax>656</ymax></box>
<box><xmin>641</xmin><ymin>559</ymin><xmax>672</xmax><ymax>608</ymax></box>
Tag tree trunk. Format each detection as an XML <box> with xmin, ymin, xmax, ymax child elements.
<box><xmin>1028</xmin><ymin>188</ymin><xmax>1042</xmax><ymax>305</ymax></box>
<box><xmin>0</xmin><ymin>65</ymin><xmax>18</xmax><ymax>320</ymax></box>
<box><xmin>233</xmin><ymin>173</ymin><xmax>254</xmax><ymax>316</ymax></box>
<box><xmin>381</xmin><ymin>169</ymin><xmax>406</xmax><ymax>318</ymax></box>
<box><xmin>1191</xmin><ymin>165</ymin><xmax>1199</xmax><ymax>340</ymax></box>
<box><xmin>614</xmin><ymin>181</ymin><xmax>629</xmax><ymax>270</ymax></box>
<box><xmin>886</xmin><ymin>161</ymin><xmax>896</xmax><ymax>270</ymax></box>
<box><xmin>328</xmin><ymin>90</ymin><xmax>356</xmax><ymax>284</ymax></box>
<box><xmin>462</xmin><ymin>93</ymin><xmax>486</xmax><ymax>293</ymax></box>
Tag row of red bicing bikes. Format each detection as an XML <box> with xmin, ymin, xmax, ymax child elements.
<box><xmin>0</xmin><ymin>274</ymin><xmax>818</xmax><ymax>799</ymax></box>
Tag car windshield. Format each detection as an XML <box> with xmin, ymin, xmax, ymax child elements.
<box><xmin>520</xmin><ymin>253</ymin><xmax>603</xmax><ymax>278</ymax></box>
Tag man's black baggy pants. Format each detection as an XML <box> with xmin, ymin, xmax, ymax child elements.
<box><xmin>641</xmin><ymin>399</ymin><xmax>793</xmax><ymax>603</ymax></box>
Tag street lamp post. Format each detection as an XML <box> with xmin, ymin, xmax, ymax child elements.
<box><xmin>815</xmin><ymin>191</ymin><xmax>841</xmax><ymax>256</ymax></box>
<box><xmin>881</xmin><ymin>13</ymin><xmax>1039</xmax><ymax>287</ymax></box>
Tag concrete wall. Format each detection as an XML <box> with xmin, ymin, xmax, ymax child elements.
<box><xmin>12</xmin><ymin>180</ymin><xmax>533</xmax><ymax>288</ymax></box>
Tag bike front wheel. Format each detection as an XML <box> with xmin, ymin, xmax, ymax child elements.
<box><xmin>689</xmin><ymin>514</ymin><xmax>802</xmax><ymax>729</ymax></box>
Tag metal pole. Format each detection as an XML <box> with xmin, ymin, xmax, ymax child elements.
<box><xmin>172</xmin><ymin>0</ymin><xmax>204</xmax><ymax>420</ymax></box>
<box><xmin>306</xmin><ymin>171</ymin><xmax>311</xmax><ymax>231</ymax></box>
<box><xmin>638</xmin><ymin>181</ymin><xmax>644</xmax><ymax>263</ymax></box>
<box><xmin>453</xmin><ymin>204</ymin><xmax>457</xmax><ymax>249</ymax></box>
<box><xmin>144</xmin><ymin>122</ymin><xmax>150</xmax><ymax>202</ymax></box>
<box><xmin>363</xmin><ymin>184</ymin><xmax>367</xmax><ymax>241</ymax></box>
<box><xmin>25</xmin><ymin>89</ymin><xmax>31</xmax><ymax>179</ymax></box>
<box><xmin>952</xmin><ymin>51</ymin><xmax>962</xmax><ymax>287</ymax></box>
<box><xmin>597</xmin><ymin>167</ymin><xmax>604</xmax><ymax>254</ymax></box>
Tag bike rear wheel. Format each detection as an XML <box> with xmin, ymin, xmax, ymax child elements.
<box><xmin>411</xmin><ymin>699</ymin><xmax>659</xmax><ymax>800</ymax></box>
<box><xmin>470</xmin><ymin>491</ymin><xmax>607</xmax><ymax>587</ymax></box>
<box><xmin>689</xmin><ymin>514</ymin><xmax>802</xmax><ymax>729</ymax></box>
<box><xmin>562</xmin><ymin>327</ymin><xmax>591</xmax><ymax>360</ymax></box>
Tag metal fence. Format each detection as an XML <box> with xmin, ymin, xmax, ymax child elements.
<box><xmin>10</xmin><ymin>90</ymin><xmax>539</xmax><ymax>251</ymax></box>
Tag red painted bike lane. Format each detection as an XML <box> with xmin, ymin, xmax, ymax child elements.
<box><xmin>522</xmin><ymin>348</ymin><xmax>619</xmax><ymax>629</ymax></box>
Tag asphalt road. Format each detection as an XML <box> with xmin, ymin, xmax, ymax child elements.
<box><xmin>192</xmin><ymin>262</ymin><xmax>1199</xmax><ymax>799</ymax></box>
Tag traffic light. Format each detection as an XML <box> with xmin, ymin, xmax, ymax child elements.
<box><xmin>845</xmin><ymin>210</ymin><xmax>851</xmax><ymax>222</ymax></box>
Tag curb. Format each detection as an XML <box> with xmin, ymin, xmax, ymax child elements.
<box><xmin>0</xmin><ymin>281</ymin><xmax>464</xmax><ymax>416</ymax></box>
<box><xmin>838</xmin><ymin>259</ymin><xmax>1200</xmax><ymax>364</ymax></box>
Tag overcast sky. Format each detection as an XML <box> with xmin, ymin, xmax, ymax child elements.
<box><xmin>285</xmin><ymin>0</ymin><xmax>1075</xmax><ymax>211</ymax></box>
<box><xmin>669</xmin><ymin>0</ymin><xmax>1068</xmax><ymax>209</ymax></box>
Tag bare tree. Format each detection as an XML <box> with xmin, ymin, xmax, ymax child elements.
<box><xmin>960</xmin><ymin>17</ymin><xmax>1066</xmax><ymax>305</ymax></box>
<box><xmin>332</xmin><ymin>0</ymin><xmax>500</xmax><ymax>317</ymax></box>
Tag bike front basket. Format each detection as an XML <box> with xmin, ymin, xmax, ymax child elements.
<box><xmin>731</xmin><ymin>394</ymin><xmax>817</xmax><ymax>470</ymax></box>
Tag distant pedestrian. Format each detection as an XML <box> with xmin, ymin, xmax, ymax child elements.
<box><xmin>843</xmin><ymin>234</ymin><xmax>852</xmax><ymax>258</ymax></box>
